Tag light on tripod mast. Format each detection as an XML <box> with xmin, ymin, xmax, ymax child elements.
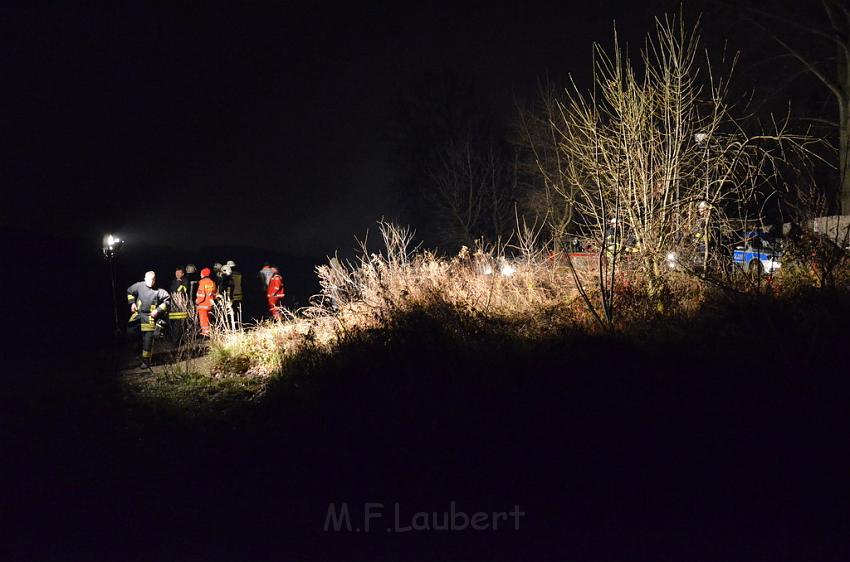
<box><xmin>103</xmin><ymin>233</ymin><xmax>124</xmax><ymax>334</ymax></box>
<box><xmin>103</xmin><ymin>234</ymin><xmax>124</xmax><ymax>258</ymax></box>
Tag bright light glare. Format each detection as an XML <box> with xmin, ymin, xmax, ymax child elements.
<box><xmin>500</xmin><ymin>264</ymin><xmax>516</xmax><ymax>277</ymax></box>
<box><xmin>103</xmin><ymin>234</ymin><xmax>123</xmax><ymax>257</ymax></box>
<box><xmin>482</xmin><ymin>265</ymin><xmax>494</xmax><ymax>275</ymax></box>
<box><xmin>694</xmin><ymin>132</ymin><xmax>708</xmax><ymax>143</ymax></box>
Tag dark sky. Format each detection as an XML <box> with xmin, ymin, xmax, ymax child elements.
<box><xmin>3</xmin><ymin>0</ymin><xmax>832</xmax><ymax>256</ymax></box>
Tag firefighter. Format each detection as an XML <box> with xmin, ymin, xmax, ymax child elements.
<box><xmin>258</xmin><ymin>262</ymin><xmax>273</xmax><ymax>291</ymax></box>
<box><xmin>696</xmin><ymin>200</ymin><xmax>710</xmax><ymax>229</ymax></box>
<box><xmin>257</xmin><ymin>262</ymin><xmax>273</xmax><ymax>320</ymax></box>
<box><xmin>219</xmin><ymin>264</ymin><xmax>233</xmax><ymax>301</ymax></box>
<box><xmin>267</xmin><ymin>266</ymin><xmax>285</xmax><ymax>320</ymax></box>
<box><xmin>605</xmin><ymin>217</ymin><xmax>638</xmax><ymax>260</ymax></box>
<box><xmin>219</xmin><ymin>264</ymin><xmax>236</xmax><ymax>330</ymax></box>
<box><xmin>571</xmin><ymin>238</ymin><xmax>583</xmax><ymax>253</ymax></box>
<box><xmin>196</xmin><ymin>267</ymin><xmax>217</xmax><ymax>336</ymax></box>
<box><xmin>693</xmin><ymin>200</ymin><xmax>712</xmax><ymax>262</ymax></box>
<box><xmin>168</xmin><ymin>267</ymin><xmax>190</xmax><ymax>345</ymax></box>
<box><xmin>605</xmin><ymin>217</ymin><xmax>620</xmax><ymax>259</ymax></box>
<box><xmin>226</xmin><ymin>260</ymin><xmax>243</xmax><ymax>306</ymax></box>
<box><xmin>225</xmin><ymin>260</ymin><xmax>243</xmax><ymax>326</ymax></box>
<box><xmin>127</xmin><ymin>271</ymin><xmax>170</xmax><ymax>368</ymax></box>
<box><xmin>169</xmin><ymin>266</ymin><xmax>189</xmax><ymax>295</ymax></box>
<box><xmin>213</xmin><ymin>262</ymin><xmax>223</xmax><ymax>290</ymax></box>
<box><xmin>185</xmin><ymin>263</ymin><xmax>199</xmax><ymax>298</ymax></box>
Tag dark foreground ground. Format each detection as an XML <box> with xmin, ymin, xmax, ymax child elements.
<box><xmin>5</xmin><ymin>292</ymin><xmax>850</xmax><ymax>561</ymax></box>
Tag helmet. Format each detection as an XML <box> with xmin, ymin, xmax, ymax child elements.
<box><xmin>185</xmin><ymin>263</ymin><xmax>197</xmax><ymax>273</ymax></box>
<box><xmin>213</xmin><ymin>262</ymin><xmax>222</xmax><ymax>271</ymax></box>
<box><xmin>221</xmin><ymin>265</ymin><xmax>232</xmax><ymax>275</ymax></box>
<box><xmin>225</xmin><ymin>260</ymin><xmax>236</xmax><ymax>268</ymax></box>
<box><xmin>200</xmin><ymin>267</ymin><xmax>211</xmax><ymax>278</ymax></box>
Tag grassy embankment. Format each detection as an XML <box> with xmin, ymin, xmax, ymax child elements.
<box><xmin>128</xmin><ymin>224</ymin><xmax>850</xmax><ymax>416</ymax></box>
<box><xmin>9</xmin><ymin>225</ymin><xmax>850</xmax><ymax>560</ymax></box>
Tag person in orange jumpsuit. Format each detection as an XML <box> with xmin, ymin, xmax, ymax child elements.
<box><xmin>267</xmin><ymin>266</ymin><xmax>285</xmax><ymax>320</ymax></box>
<box><xmin>195</xmin><ymin>267</ymin><xmax>217</xmax><ymax>336</ymax></box>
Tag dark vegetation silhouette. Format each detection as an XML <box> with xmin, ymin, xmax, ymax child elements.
<box><xmin>6</xmin><ymin>225</ymin><xmax>850</xmax><ymax>560</ymax></box>
<box><xmin>387</xmin><ymin>69</ymin><xmax>521</xmax><ymax>247</ymax></box>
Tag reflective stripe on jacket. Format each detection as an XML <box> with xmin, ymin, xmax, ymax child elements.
<box><xmin>170</xmin><ymin>278</ymin><xmax>189</xmax><ymax>295</ymax></box>
<box><xmin>196</xmin><ymin>277</ymin><xmax>217</xmax><ymax>308</ymax></box>
<box><xmin>127</xmin><ymin>282</ymin><xmax>170</xmax><ymax>324</ymax></box>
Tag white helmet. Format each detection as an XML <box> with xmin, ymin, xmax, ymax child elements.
<box><xmin>213</xmin><ymin>262</ymin><xmax>222</xmax><ymax>271</ymax></box>
<box><xmin>221</xmin><ymin>265</ymin><xmax>232</xmax><ymax>275</ymax></box>
<box><xmin>226</xmin><ymin>260</ymin><xmax>236</xmax><ymax>268</ymax></box>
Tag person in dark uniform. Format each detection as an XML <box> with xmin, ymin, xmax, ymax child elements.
<box><xmin>168</xmin><ymin>267</ymin><xmax>190</xmax><ymax>345</ymax></box>
<box><xmin>185</xmin><ymin>263</ymin><xmax>200</xmax><ymax>298</ymax></box>
<box><xmin>225</xmin><ymin>260</ymin><xmax>243</xmax><ymax>324</ymax></box>
<box><xmin>127</xmin><ymin>271</ymin><xmax>170</xmax><ymax>368</ymax></box>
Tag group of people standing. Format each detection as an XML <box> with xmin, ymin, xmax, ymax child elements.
<box><xmin>126</xmin><ymin>260</ymin><xmax>285</xmax><ymax>368</ymax></box>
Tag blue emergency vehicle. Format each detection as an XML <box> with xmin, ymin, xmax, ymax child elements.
<box><xmin>732</xmin><ymin>231</ymin><xmax>782</xmax><ymax>274</ymax></box>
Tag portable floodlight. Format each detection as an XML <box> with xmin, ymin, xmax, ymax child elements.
<box><xmin>103</xmin><ymin>234</ymin><xmax>124</xmax><ymax>259</ymax></box>
<box><xmin>103</xmin><ymin>234</ymin><xmax>124</xmax><ymax>334</ymax></box>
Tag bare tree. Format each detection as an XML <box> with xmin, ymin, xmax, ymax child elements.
<box><xmin>519</xmin><ymin>83</ymin><xmax>579</xmax><ymax>251</ymax></box>
<box><xmin>748</xmin><ymin>0</ymin><xmax>850</xmax><ymax>213</ymax></box>
<box><xmin>387</xmin><ymin>69</ymin><xmax>505</xmax><ymax>244</ymax></box>
<box><xmin>538</xmin><ymin>14</ymin><xmax>815</xmax><ymax>323</ymax></box>
<box><xmin>426</xmin><ymin>138</ymin><xmax>517</xmax><ymax>247</ymax></box>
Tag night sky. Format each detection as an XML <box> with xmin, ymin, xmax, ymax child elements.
<box><xmin>4</xmin><ymin>0</ymin><xmax>830</xmax><ymax>256</ymax></box>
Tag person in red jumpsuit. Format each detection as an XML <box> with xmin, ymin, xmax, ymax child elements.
<box><xmin>196</xmin><ymin>267</ymin><xmax>217</xmax><ymax>336</ymax></box>
<box><xmin>267</xmin><ymin>266</ymin><xmax>285</xmax><ymax>320</ymax></box>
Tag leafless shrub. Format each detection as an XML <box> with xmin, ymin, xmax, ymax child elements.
<box><xmin>312</xmin><ymin>221</ymin><xmax>580</xmax><ymax>328</ymax></box>
<box><xmin>782</xmin><ymin>225</ymin><xmax>850</xmax><ymax>290</ymax></box>
<box><xmin>530</xmin><ymin>14</ymin><xmax>818</xmax><ymax>325</ymax></box>
<box><xmin>163</xmin><ymin>291</ymin><xmax>202</xmax><ymax>375</ymax></box>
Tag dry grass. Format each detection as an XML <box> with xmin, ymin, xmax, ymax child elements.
<box><xmin>317</xmin><ymin>223</ymin><xmax>582</xmax><ymax>325</ymax></box>
<box><xmin>204</xmin><ymin>222</ymin><xmax>598</xmax><ymax>378</ymax></box>
<box><xmin>179</xmin><ymin>221</ymin><xmax>846</xmax><ymax>383</ymax></box>
<box><xmin>208</xmin><ymin>314</ymin><xmax>338</xmax><ymax>378</ymax></box>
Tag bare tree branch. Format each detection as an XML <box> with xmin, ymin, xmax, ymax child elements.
<box><xmin>769</xmin><ymin>32</ymin><xmax>844</xmax><ymax>101</ymax></box>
